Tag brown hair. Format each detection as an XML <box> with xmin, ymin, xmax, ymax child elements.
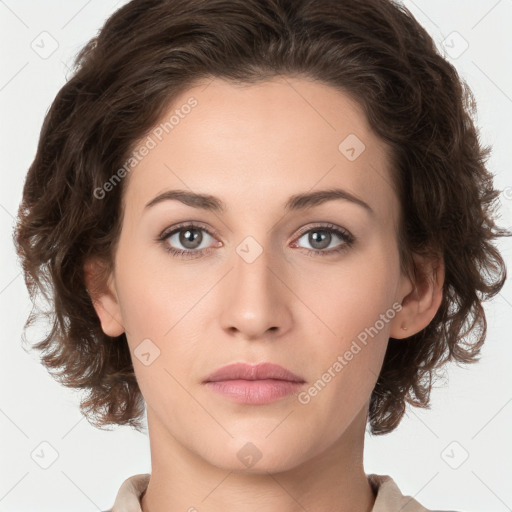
<box><xmin>13</xmin><ymin>0</ymin><xmax>509</xmax><ymax>434</ymax></box>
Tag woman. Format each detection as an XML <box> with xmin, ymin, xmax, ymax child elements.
<box><xmin>14</xmin><ymin>0</ymin><xmax>508</xmax><ymax>510</ymax></box>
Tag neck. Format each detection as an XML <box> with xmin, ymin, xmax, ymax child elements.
<box><xmin>141</xmin><ymin>405</ymin><xmax>375</xmax><ymax>512</ymax></box>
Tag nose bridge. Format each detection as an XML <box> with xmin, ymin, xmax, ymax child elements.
<box><xmin>219</xmin><ymin>235</ymin><xmax>291</xmax><ymax>338</ymax></box>
<box><xmin>235</xmin><ymin>238</ymin><xmax>275</xmax><ymax>299</ymax></box>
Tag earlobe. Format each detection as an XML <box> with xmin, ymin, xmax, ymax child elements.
<box><xmin>84</xmin><ymin>258</ymin><xmax>125</xmax><ymax>337</ymax></box>
<box><xmin>390</xmin><ymin>253</ymin><xmax>445</xmax><ymax>339</ymax></box>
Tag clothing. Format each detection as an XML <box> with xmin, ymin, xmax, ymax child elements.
<box><xmin>104</xmin><ymin>473</ymin><xmax>458</xmax><ymax>512</ymax></box>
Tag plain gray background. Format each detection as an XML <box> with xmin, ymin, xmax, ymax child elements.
<box><xmin>1</xmin><ymin>1</ymin><xmax>511</xmax><ymax>510</ymax></box>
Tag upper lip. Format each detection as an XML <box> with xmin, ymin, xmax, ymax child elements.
<box><xmin>204</xmin><ymin>362</ymin><xmax>305</xmax><ymax>383</ymax></box>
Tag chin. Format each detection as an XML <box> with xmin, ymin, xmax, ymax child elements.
<box><xmin>202</xmin><ymin>436</ymin><xmax>310</xmax><ymax>475</ymax></box>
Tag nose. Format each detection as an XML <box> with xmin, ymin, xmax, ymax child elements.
<box><xmin>218</xmin><ymin>244</ymin><xmax>293</xmax><ymax>341</ymax></box>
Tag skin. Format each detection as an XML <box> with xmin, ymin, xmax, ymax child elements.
<box><xmin>86</xmin><ymin>76</ymin><xmax>444</xmax><ymax>512</ymax></box>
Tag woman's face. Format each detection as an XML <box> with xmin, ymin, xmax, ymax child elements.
<box><xmin>98</xmin><ymin>76</ymin><xmax>414</xmax><ymax>472</ymax></box>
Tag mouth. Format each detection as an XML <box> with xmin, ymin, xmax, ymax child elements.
<box><xmin>203</xmin><ymin>362</ymin><xmax>305</xmax><ymax>405</ymax></box>
<box><xmin>203</xmin><ymin>361</ymin><xmax>305</xmax><ymax>383</ymax></box>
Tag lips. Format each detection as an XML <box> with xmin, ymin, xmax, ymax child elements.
<box><xmin>203</xmin><ymin>362</ymin><xmax>305</xmax><ymax>383</ymax></box>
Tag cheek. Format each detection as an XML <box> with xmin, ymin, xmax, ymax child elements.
<box><xmin>113</xmin><ymin>238</ymin><xmax>219</xmax><ymax>383</ymax></box>
<box><xmin>296</xmin><ymin>243</ymin><xmax>400</xmax><ymax>342</ymax></box>
<box><xmin>292</xmin><ymin>242</ymin><xmax>400</xmax><ymax>397</ymax></box>
<box><xmin>294</xmin><ymin>264</ymin><xmax>396</xmax><ymax>435</ymax></box>
<box><xmin>115</xmin><ymin>235</ymin><xmax>209</xmax><ymax>338</ymax></box>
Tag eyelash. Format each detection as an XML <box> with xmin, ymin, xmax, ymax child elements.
<box><xmin>158</xmin><ymin>222</ymin><xmax>355</xmax><ymax>260</ymax></box>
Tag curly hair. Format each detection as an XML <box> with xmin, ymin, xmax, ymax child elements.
<box><xmin>13</xmin><ymin>0</ymin><xmax>509</xmax><ymax>434</ymax></box>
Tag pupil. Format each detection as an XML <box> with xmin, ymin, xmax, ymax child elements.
<box><xmin>310</xmin><ymin>230</ymin><xmax>330</xmax><ymax>249</ymax></box>
<box><xmin>180</xmin><ymin>229</ymin><xmax>202</xmax><ymax>249</ymax></box>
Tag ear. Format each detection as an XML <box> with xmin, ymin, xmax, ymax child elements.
<box><xmin>83</xmin><ymin>257</ymin><xmax>125</xmax><ymax>337</ymax></box>
<box><xmin>389</xmin><ymin>252</ymin><xmax>444</xmax><ymax>339</ymax></box>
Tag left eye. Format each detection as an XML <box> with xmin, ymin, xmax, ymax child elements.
<box><xmin>292</xmin><ymin>225</ymin><xmax>354</xmax><ymax>254</ymax></box>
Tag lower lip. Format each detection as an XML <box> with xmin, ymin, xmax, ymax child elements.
<box><xmin>204</xmin><ymin>379</ymin><xmax>304</xmax><ymax>404</ymax></box>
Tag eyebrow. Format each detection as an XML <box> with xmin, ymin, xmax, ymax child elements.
<box><xmin>144</xmin><ymin>188</ymin><xmax>373</xmax><ymax>215</ymax></box>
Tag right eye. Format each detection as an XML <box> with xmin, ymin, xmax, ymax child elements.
<box><xmin>158</xmin><ymin>222</ymin><xmax>222</xmax><ymax>259</ymax></box>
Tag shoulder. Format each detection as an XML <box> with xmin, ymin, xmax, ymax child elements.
<box><xmin>368</xmin><ymin>474</ymin><xmax>463</xmax><ymax>512</ymax></box>
<box><xmin>104</xmin><ymin>473</ymin><xmax>151</xmax><ymax>512</ymax></box>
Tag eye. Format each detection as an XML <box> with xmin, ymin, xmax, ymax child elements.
<box><xmin>158</xmin><ymin>222</ymin><xmax>355</xmax><ymax>260</ymax></box>
<box><xmin>292</xmin><ymin>223</ymin><xmax>355</xmax><ymax>256</ymax></box>
<box><xmin>158</xmin><ymin>222</ymin><xmax>221</xmax><ymax>259</ymax></box>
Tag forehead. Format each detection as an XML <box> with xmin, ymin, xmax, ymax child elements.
<box><xmin>123</xmin><ymin>76</ymin><xmax>398</xmax><ymax>221</ymax></box>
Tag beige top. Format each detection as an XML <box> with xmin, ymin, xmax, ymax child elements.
<box><xmin>105</xmin><ymin>473</ymin><xmax>456</xmax><ymax>512</ymax></box>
